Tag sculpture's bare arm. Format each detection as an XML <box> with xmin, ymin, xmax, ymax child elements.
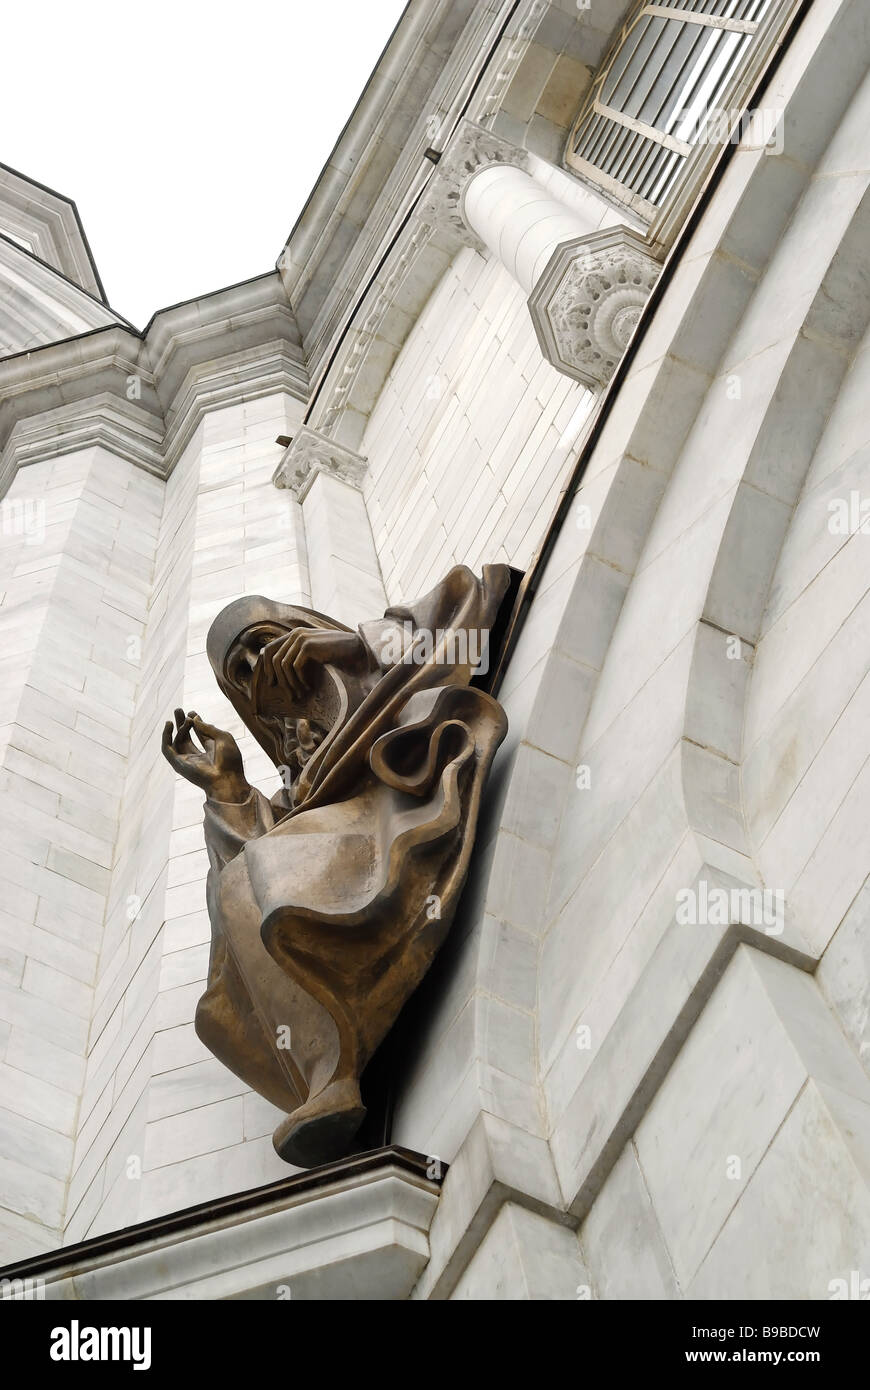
<box><xmin>161</xmin><ymin>709</ymin><xmax>251</xmax><ymax>804</ymax></box>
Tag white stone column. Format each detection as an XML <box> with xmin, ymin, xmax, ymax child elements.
<box><xmin>273</xmin><ymin>426</ymin><xmax>387</xmax><ymax>628</ymax></box>
<box><xmin>428</xmin><ymin>121</ymin><xmax>662</xmax><ymax>391</ymax></box>
<box><xmin>462</xmin><ymin>163</ymin><xmax>598</xmax><ymax>297</ymax></box>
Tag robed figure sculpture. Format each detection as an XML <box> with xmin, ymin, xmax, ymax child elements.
<box><xmin>161</xmin><ymin>564</ymin><xmax>509</xmax><ymax>1167</ymax></box>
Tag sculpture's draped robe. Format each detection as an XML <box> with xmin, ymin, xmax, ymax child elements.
<box><xmin>196</xmin><ymin>565</ymin><xmax>509</xmax><ymax>1130</ymax></box>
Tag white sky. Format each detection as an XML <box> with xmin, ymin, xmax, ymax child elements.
<box><xmin>5</xmin><ymin>0</ymin><xmax>409</xmax><ymax>328</ymax></box>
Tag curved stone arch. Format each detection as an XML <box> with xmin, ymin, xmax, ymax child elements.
<box><xmin>525</xmin><ymin>48</ymin><xmax>870</xmax><ymax>1166</ymax></box>
<box><xmin>681</xmin><ymin>180</ymin><xmax>870</xmax><ymax>890</ymax></box>
<box><xmin>471</xmin><ymin>169</ymin><xmax>870</xmax><ymax>1077</ymax></box>
<box><xmin>738</xmin><ymin>210</ymin><xmax>870</xmax><ymax>956</ymax></box>
<box><xmin>402</xmin><ymin>0</ymin><xmax>870</xmax><ymax>1299</ymax></box>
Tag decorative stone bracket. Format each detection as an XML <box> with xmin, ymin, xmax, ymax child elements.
<box><xmin>417</xmin><ymin>119</ymin><xmax>529</xmax><ymax>249</ymax></box>
<box><xmin>528</xmin><ymin>226</ymin><xmax>661</xmax><ymax>389</ymax></box>
<box><xmin>272</xmin><ymin>424</ymin><xmax>368</xmax><ymax>501</ymax></box>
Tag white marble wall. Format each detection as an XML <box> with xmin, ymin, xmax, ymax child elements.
<box><xmin>452</xmin><ymin>1202</ymin><xmax>587</xmax><ymax>1300</ymax></box>
<box><xmin>23</xmin><ymin>395</ymin><xmax>309</xmax><ymax>1250</ymax></box>
<box><xmin>0</xmin><ymin>447</ymin><xmax>162</xmax><ymax>1260</ymax></box>
<box><xmin>580</xmin><ymin>947</ymin><xmax>870</xmax><ymax>1298</ymax></box>
<box><xmin>746</xmin><ymin>318</ymin><xmax>870</xmax><ymax>965</ymax></box>
<box><xmin>361</xmin><ymin>244</ymin><xmax>593</xmax><ymax>603</ymax></box>
<box><xmin>404</xmin><ymin>0</ymin><xmax>870</xmax><ymax>1299</ymax></box>
<box><xmin>302</xmin><ymin>470</ymin><xmax>386</xmax><ymax>627</ymax></box>
<box><xmin>3</xmin><ymin>0</ymin><xmax>870</xmax><ymax>1302</ymax></box>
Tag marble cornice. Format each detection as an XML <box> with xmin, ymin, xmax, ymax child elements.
<box><xmin>0</xmin><ymin>1148</ymin><xmax>442</xmax><ymax>1301</ymax></box>
<box><xmin>284</xmin><ymin>0</ymin><xmax>518</xmax><ymax>379</ymax></box>
<box><xmin>0</xmin><ymin>273</ymin><xmax>308</xmax><ymax>493</ymax></box>
<box><xmin>0</xmin><ymin>161</ymin><xmax>106</xmax><ymax>300</ymax></box>
<box><xmin>0</xmin><ymin>236</ymin><xmax>118</xmax><ymax>355</ymax></box>
<box><xmin>311</xmin><ymin>118</ymin><xmax>527</xmax><ymax>442</ymax></box>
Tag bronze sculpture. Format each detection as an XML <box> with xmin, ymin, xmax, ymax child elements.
<box><xmin>161</xmin><ymin>565</ymin><xmax>509</xmax><ymax>1167</ymax></box>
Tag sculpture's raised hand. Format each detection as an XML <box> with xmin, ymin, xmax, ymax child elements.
<box><xmin>259</xmin><ymin>629</ymin><xmax>367</xmax><ymax>701</ymax></box>
<box><xmin>161</xmin><ymin>709</ymin><xmax>250</xmax><ymax>803</ymax></box>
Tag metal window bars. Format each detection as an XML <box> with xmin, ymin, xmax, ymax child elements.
<box><xmin>565</xmin><ymin>0</ymin><xmax>785</xmax><ymax>230</ymax></box>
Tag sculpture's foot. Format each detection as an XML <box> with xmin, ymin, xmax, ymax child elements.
<box><xmin>273</xmin><ymin>1078</ymin><xmax>366</xmax><ymax>1168</ymax></box>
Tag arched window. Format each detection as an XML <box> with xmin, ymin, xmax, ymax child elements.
<box><xmin>566</xmin><ymin>0</ymin><xmax>795</xmax><ymax>238</ymax></box>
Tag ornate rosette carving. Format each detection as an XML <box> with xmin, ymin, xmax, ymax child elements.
<box><xmin>528</xmin><ymin>227</ymin><xmax>661</xmax><ymax>388</ymax></box>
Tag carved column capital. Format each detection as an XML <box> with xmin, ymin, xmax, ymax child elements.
<box><xmin>418</xmin><ymin>118</ymin><xmax>528</xmax><ymax>246</ymax></box>
<box><xmin>528</xmin><ymin>227</ymin><xmax>661</xmax><ymax>389</ymax></box>
<box><xmin>272</xmin><ymin>425</ymin><xmax>368</xmax><ymax>502</ymax></box>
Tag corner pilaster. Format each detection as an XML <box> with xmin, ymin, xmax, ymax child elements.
<box><xmin>272</xmin><ymin>426</ymin><xmax>386</xmax><ymax>626</ymax></box>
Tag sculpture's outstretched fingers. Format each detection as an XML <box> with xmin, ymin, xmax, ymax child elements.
<box><xmin>162</xmin><ymin>712</ymin><xmax>194</xmax><ymax>770</ymax></box>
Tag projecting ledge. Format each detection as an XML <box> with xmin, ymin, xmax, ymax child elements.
<box><xmin>0</xmin><ymin>1147</ymin><xmax>443</xmax><ymax>1302</ymax></box>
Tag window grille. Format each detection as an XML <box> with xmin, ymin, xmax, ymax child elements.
<box><xmin>566</xmin><ymin>0</ymin><xmax>789</xmax><ymax>229</ymax></box>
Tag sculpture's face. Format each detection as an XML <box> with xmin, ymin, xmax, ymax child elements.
<box><xmin>207</xmin><ymin>597</ymin><xmax>353</xmax><ymax>779</ymax></box>
<box><xmin>223</xmin><ymin>622</ymin><xmax>289</xmax><ymax>709</ymax></box>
